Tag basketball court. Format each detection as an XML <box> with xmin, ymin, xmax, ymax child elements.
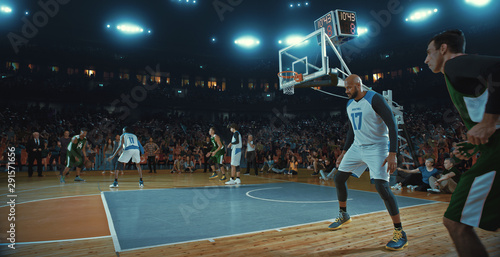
<box><xmin>0</xmin><ymin>170</ymin><xmax>498</xmax><ymax>256</ymax></box>
<box><xmin>0</xmin><ymin>4</ymin><xmax>499</xmax><ymax>257</ymax></box>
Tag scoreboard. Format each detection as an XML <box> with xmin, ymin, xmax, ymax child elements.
<box><xmin>314</xmin><ymin>9</ymin><xmax>358</xmax><ymax>45</ymax></box>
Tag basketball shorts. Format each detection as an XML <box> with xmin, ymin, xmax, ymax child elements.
<box><xmin>210</xmin><ymin>152</ymin><xmax>224</xmax><ymax>165</ymax></box>
<box><xmin>66</xmin><ymin>153</ymin><xmax>84</xmax><ymax>168</ymax></box>
<box><xmin>231</xmin><ymin>148</ymin><xmax>242</xmax><ymax>166</ymax></box>
<box><xmin>118</xmin><ymin>149</ymin><xmax>141</xmax><ymax>164</ymax></box>
<box><xmin>444</xmin><ymin>132</ymin><xmax>500</xmax><ymax>231</ymax></box>
<box><xmin>338</xmin><ymin>143</ymin><xmax>390</xmax><ymax>182</ymax></box>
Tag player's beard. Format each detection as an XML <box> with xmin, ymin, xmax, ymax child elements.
<box><xmin>348</xmin><ymin>89</ymin><xmax>358</xmax><ymax>99</ymax></box>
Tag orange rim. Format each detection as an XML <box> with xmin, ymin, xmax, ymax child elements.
<box><xmin>278</xmin><ymin>71</ymin><xmax>303</xmax><ymax>82</ymax></box>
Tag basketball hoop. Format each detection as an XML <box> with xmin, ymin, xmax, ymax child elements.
<box><xmin>277</xmin><ymin>71</ymin><xmax>303</xmax><ymax>95</ymax></box>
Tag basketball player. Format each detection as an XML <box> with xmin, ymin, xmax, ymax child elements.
<box><xmin>330</xmin><ymin>74</ymin><xmax>407</xmax><ymax>250</ymax></box>
<box><xmin>207</xmin><ymin>127</ymin><xmax>227</xmax><ymax>181</ymax></box>
<box><xmin>108</xmin><ymin>126</ymin><xmax>145</xmax><ymax>188</ymax></box>
<box><xmin>225</xmin><ymin>123</ymin><xmax>242</xmax><ymax>185</ymax></box>
<box><xmin>425</xmin><ymin>29</ymin><xmax>499</xmax><ymax>256</ymax></box>
<box><xmin>59</xmin><ymin>128</ymin><xmax>88</xmax><ymax>183</ymax></box>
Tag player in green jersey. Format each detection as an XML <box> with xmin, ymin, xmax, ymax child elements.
<box><xmin>425</xmin><ymin>29</ymin><xmax>499</xmax><ymax>257</ymax></box>
<box><xmin>59</xmin><ymin>128</ymin><xmax>88</xmax><ymax>183</ymax></box>
<box><xmin>206</xmin><ymin>127</ymin><xmax>227</xmax><ymax>181</ymax></box>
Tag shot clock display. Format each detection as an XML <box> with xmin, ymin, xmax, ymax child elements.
<box><xmin>314</xmin><ymin>9</ymin><xmax>358</xmax><ymax>45</ymax></box>
<box><xmin>336</xmin><ymin>10</ymin><xmax>357</xmax><ymax>36</ymax></box>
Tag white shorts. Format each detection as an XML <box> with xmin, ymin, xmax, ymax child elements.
<box><xmin>118</xmin><ymin>149</ymin><xmax>141</xmax><ymax>164</ymax></box>
<box><xmin>338</xmin><ymin>144</ymin><xmax>390</xmax><ymax>182</ymax></box>
<box><xmin>231</xmin><ymin>148</ymin><xmax>242</xmax><ymax>166</ymax></box>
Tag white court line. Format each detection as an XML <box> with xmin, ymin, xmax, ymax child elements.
<box><xmin>0</xmin><ymin>201</ymin><xmax>443</xmax><ymax>249</ymax></box>
<box><xmin>0</xmin><ymin>193</ymin><xmax>101</xmax><ymax>208</ymax></box>
<box><xmin>0</xmin><ymin>183</ymin><xmax>77</xmax><ymax>197</ymax></box>
<box><xmin>0</xmin><ymin>236</ymin><xmax>111</xmax><ymax>246</ymax></box>
<box><xmin>101</xmin><ymin>192</ymin><xmax>122</xmax><ymax>253</ymax></box>
<box><xmin>252</xmin><ymin>175</ymin><xmax>442</xmax><ymax>203</ymax></box>
<box><xmin>245</xmin><ymin>187</ymin><xmax>351</xmax><ymax>204</ymax></box>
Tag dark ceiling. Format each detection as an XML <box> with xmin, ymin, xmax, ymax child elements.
<box><xmin>1</xmin><ymin>0</ymin><xmax>499</xmax><ymax>66</ymax></box>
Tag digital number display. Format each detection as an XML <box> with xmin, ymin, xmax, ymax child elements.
<box><xmin>336</xmin><ymin>10</ymin><xmax>357</xmax><ymax>36</ymax></box>
<box><xmin>314</xmin><ymin>11</ymin><xmax>335</xmax><ymax>38</ymax></box>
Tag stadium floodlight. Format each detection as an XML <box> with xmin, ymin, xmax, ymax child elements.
<box><xmin>234</xmin><ymin>36</ymin><xmax>260</xmax><ymax>48</ymax></box>
<box><xmin>1</xmin><ymin>6</ymin><xmax>12</xmax><ymax>13</ymax></box>
<box><xmin>465</xmin><ymin>0</ymin><xmax>490</xmax><ymax>7</ymax></box>
<box><xmin>106</xmin><ymin>24</ymin><xmax>111</xmax><ymax>28</ymax></box>
<box><xmin>290</xmin><ymin>4</ymin><xmax>293</xmax><ymax>7</ymax></box>
<box><xmin>116</xmin><ymin>23</ymin><xmax>144</xmax><ymax>34</ymax></box>
<box><xmin>405</xmin><ymin>9</ymin><xmax>438</xmax><ymax>22</ymax></box>
<box><xmin>25</xmin><ymin>11</ymin><xmax>29</xmax><ymax>15</ymax></box>
<box><xmin>285</xmin><ymin>35</ymin><xmax>305</xmax><ymax>45</ymax></box>
<box><xmin>357</xmin><ymin>27</ymin><xmax>368</xmax><ymax>36</ymax></box>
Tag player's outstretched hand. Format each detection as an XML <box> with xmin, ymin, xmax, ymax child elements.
<box><xmin>467</xmin><ymin>122</ymin><xmax>496</xmax><ymax>145</ymax></box>
<box><xmin>453</xmin><ymin>142</ymin><xmax>476</xmax><ymax>160</ymax></box>
<box><xmin>382</xmin><ymin>153</ymin><xmax>397</xmax><ymax>174</ymax></box>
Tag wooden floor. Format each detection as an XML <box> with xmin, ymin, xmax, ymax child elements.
<box><xmin>0</xmin><ymin>168</ymin><xmax>498</xmax><ymax>257</ymax></box>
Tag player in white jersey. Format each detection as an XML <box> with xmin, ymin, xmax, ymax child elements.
<box><xmin>329</xmin><ymin>75</ymin><xmax>408</xmax><ymax>251</ymax></box>
<box><xmin>107</xmin><ymin>126</ymin><xmax>145</xmax><ymax>188</ymax></box>
<box><xmin>225</xmin><ymin>123</ymin><xmax>242</xmax><ymax>185</ymax></box>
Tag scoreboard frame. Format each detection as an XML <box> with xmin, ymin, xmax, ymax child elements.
<box><xmin>314</xmin><ymin>9</ymin><xmax>358</xmax><ymax>45</ymax></box>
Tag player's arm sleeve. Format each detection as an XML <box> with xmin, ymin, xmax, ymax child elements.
<box><xmin>445</xmin><ymin>56</ymin><xmax>500</xmax><ymax>114</ymax></box>
<box><xmin>138</xmin><ymin>141</ymin><xmax>145</xmax><ymax>155</ymax></box>
<box><xmin>371</xmin><ymin>93</ymin><xmax>398</xmax><ymax>153</ymax></box>
<box><xmin>342</xmin><ymin>122</ymin><xmax>354</xmax><ymax>151</ymax></box>
<box><xmin>232</xmin><ymin>132</ymin><xmax>240</xmax><ymax>144</ymax></box>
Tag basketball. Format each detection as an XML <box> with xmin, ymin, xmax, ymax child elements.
<box><xmin>84</xmin><ymin>160</ymin><xmax>92</xmax><ymax>169</ymax></box>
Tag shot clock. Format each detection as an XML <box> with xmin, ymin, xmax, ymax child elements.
<box><xmin>314</xmin><ymin>9</ymin><xmax>358</xmax><ymax>45</ymax></box>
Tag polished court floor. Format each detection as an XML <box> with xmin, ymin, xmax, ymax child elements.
<box><xmin>0</xmin><ymin>169</ymin><xmax>498</xmax><ymax>256</ymax></box>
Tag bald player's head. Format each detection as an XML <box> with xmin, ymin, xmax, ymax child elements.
<box><xmin>344</xmin><ymin>74</ymin><xmax>364</xmax><ymax>100</ymax></box>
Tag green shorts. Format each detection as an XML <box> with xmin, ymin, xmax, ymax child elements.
<box><xmin>210</xmin><ymin>152</ymin><xmax>225</xmax><ymax>165</ymax></box>
<box><xmin>66</xmin><ymin>153</ymin><xmax>84</xmax><ymax>169</ymax></box>
<box><xmin>444</xmin><ymin>131</ymin><xmax>500</xmax><ymax>231</ymax></box>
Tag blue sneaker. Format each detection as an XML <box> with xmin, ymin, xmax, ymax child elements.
<box><xmin>319</xmin><ymin>170</ymin><xmax>327</xmax><ymax>180</ymax></box>
<box><xmin>209</xmin><ymin>173</ymin><xmax>218</xmax><ymax>180</ymax></box>
<box><xmin>219</xmin><ymin>174</ymin><xmax>227</xmax><ymax>181</ymax></box>
<box><xmin>139</xmin><ymin>180</ymin><xmax>144</xmax><ymax>188</ymax></box>
<box><xmin>328</xmin><ymin>211</ymin><xmax>351</xmax><ymax>230</ymax></box>
<box><xmin>386</xmin><ymin>228</ymin><xmax>408</xmax><ymax>250</ymax></box>
<box><xmin>109</xmin><ymin>181</ymin><xmax>118</xmax><ymax>188</ymax></box>
<box><xmin>60</xmin><ymin>174</ymin><xmax>65</xmax><ymax>183</ymax></box>
<box><xmin>74</xmin><ymin>176</ymin><xmax>85</xmax><ymax>182</ymax></box>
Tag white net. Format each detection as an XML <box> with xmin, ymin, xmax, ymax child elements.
<box><xmin>278</xmin><ymin>71</ymin><xmax>299</xmax><ymax>95</ymax></box>
<box><xmin>283</xmin><ymin>85</ymin><xmax>295</xmax><ymax>95</ymax></box>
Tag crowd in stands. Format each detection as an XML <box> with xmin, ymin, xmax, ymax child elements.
<box><xmin>1</xmin><ymin>100</ymin><xmax>471</xmax><ymax>179</ymax></box>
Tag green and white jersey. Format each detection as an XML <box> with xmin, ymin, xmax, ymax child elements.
<box><xmin>444</xmin><ymin>55</ymin><xmax>500</xmax><ymax>131</ymax></box>
<box><xmin>67</xmin><ymin>135</ymin><xmax>87</xmax><ymax>156</ymax></box>
<box><xmin>210</xmin><ymin>134</ymin><xmax>225</xmax><ymax>155</ymax></box>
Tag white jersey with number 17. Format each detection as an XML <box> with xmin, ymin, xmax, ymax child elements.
<box><xmin>347</xmin><ymin>91</ymin><xmax>389</xmax><ymax>146</ymax></box>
